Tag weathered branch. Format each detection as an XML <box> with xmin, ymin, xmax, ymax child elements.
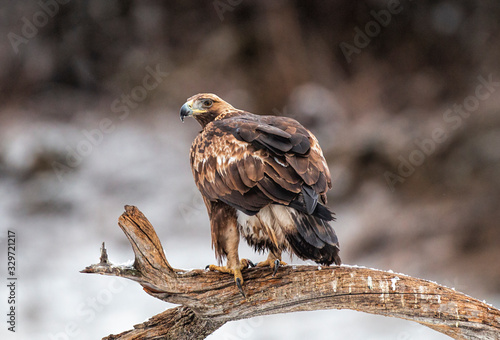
<box><xmin>82</xmin><ymin>205</ymin><xmax>500</xmax><ymax>340</ymax></box>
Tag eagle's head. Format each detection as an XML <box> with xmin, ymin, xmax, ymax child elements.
<box><xmin>180</xmin><ymin>93</ymin><xmax>235</xmax><ymax>128</ymax></box>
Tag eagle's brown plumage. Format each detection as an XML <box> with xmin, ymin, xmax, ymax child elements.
<box><xmin>180</xmin><ymin>93</ymin><xmax>340</xmax><ymax>294</ymax></box>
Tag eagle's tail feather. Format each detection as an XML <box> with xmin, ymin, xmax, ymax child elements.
<box><xmin>289</xmin><ymin>188</ymin><xmax>336</xmax><ymax>222</ymax></box>
<box><xmin>313</xmin><ymin>202</ymin><xmax>336</xmax><ymax>221</ymax></box>
<box><xmin>286</xmin><ymin>210</ymin><xmax>341</xmax><ymax>266</ymax></box>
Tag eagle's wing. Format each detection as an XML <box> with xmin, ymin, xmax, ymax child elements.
<box><xmin>190</xmin><ymin>113</ymin><xmax>332</xmax><ymax>218</ymax></box>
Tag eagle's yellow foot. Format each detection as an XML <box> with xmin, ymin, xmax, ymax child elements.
<box><xmin>206</xmin><ymin>259</ymin><xmax>254</xmax><ymax>298</ymax></box>
<box><xmin>256</xmin><ymin>259</ymin><xmax>288</xmax><ymax>277</ymax></box>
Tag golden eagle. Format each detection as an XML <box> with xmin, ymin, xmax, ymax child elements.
<box><xmin>180</xmin><ymin>93</ymin><xmax>340</xmax><ymax>296</ymax></box>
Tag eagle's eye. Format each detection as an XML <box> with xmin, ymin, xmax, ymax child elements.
<box><xmin>201</xmin><ymin>99</ymin><xmax>213</xmax><ymax>108</ymax></box>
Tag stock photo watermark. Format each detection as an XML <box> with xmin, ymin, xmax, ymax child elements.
<box><xmin>384</xmin><ymin>73</ymin><xmax>500</xmax><ymax>192</ymax></box>
<box><xmin>6</xmin><ymin>230</ymin><xmax>17</xmax><ymax>333</ymax></box>
<box><xmin>272</xmin><ymin>106</ymin><xmax>289</xmax><ymax>117</ymax></box>
<box><xmin>8</xmin><ymin>0</ymin><xmax>71</xmax><ymax>54</ymax></box>
<box><xmin>50</xmin><ymin>64</ymin><xmax>169</xmax><ymax>182</ymax></box>
<box><xmin>339</xmin><ymin>0</ymin><xmax>413</xmax><ymax>63</ymax></box>
<box><xmin>213</xmin><ymin>0</ymin><xmax>243</xmax><ymax>21</ymax></box>
<box><xmin>216</xmin><ymin>316</ymin><xmax>263</xmax><ymax>340</ymax></box>
<box><xmin>47</xmin><ymin>277</ymin><xmax>129</xmax><ymax>340</ymax></box>
<box><xmin>178</xmin><ymin>187</ymin><xmax>206</xmax><ymax>225</ymax></box>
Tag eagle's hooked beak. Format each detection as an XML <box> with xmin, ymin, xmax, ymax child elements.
<box><xmin>180</xmin><ymin>102</ymin><xmax>193</xmax><ymax>122</ymax></box>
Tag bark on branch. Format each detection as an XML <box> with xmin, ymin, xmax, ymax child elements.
<box><xmin>81</xmin><ymin>205</ymin><xmax>500</xmax><ymax>340</ymax></box>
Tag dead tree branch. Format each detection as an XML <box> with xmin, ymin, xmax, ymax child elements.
<box><xmin>82</xmin><ymin>205</ymin><xmax>500</xmax><ymax>340</ymax></box>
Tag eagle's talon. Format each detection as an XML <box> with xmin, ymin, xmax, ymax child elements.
<box><xmin>235</xmin><ymin>277</ymin><xmax>246</xmax><ymax>298</ymax></box>
<box><xmin>272</xmin><ymin>259</ymin><xmax>280</xmax><ymax>277</ymax></box>
<box><xmin>241</xmin><ymin>258</ymin><xmax>255</xmax><ymax>268</ymax></box>
<box><xmin>256</xmin><ymin>258</ymin><xmax>288</xmax><ymax>276</ymax></box>
<box><xmin>205</xmin><ymin>262</ymin><xmax>249</xmax><ymax>297</ymax></box>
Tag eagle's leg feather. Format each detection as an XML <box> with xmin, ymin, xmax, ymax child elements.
<box><xmin>205</xmin><ymin>202</ymin><xmax>253</xmax><ymax>297</ymax></box>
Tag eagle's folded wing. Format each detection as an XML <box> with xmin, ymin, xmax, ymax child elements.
<box><xmin>190</xmin><ymin>114</ymin><xmax>332</xmax><ymax>217</ymax></box>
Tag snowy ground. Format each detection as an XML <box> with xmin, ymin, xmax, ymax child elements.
<box><xmin>0</xmin><ymin>111</ymin><xmax>496</xmax><ymax>340</ymax></box>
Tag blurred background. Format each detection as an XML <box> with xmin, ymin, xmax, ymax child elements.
<box><xmin>1</xmin><ymin>1</ymin><xmax>499</xmax><ymax>339</ymax></box>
